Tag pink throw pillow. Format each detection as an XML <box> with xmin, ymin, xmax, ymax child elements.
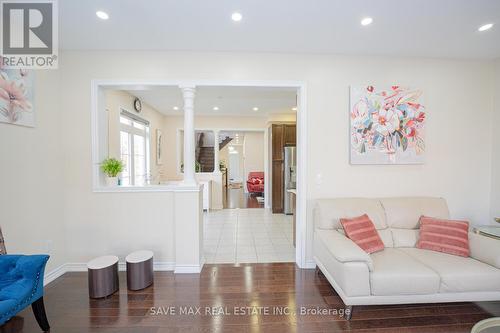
<box><xmin>416</xmin><ymin>216</ymin><xmax>469</xmax><ymax>257</ymax></box>
<box><xmin>340</xmin><ymin>214</ymin><xmax>385</xmax><ymax>254</ymax></box>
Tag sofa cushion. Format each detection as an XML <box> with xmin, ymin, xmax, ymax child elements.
<box><xmin>338</xmin><ymin>228</ymin><xmax>394</xmax><ymax>247</ymax></box>
<box><xmin>250</xmin><ymin>177</ymin><xmax>262</xmax><ymax>184</ymax></box>
<box><xmin>315</xmin><ymin>198</ymin><xmax>387</xmax><ymax>230</ymax></box>
<box><xmin>340</xmin><ymin>214</ymin><xmax>385</xmax><ymax>254</ymax></box>
<box><xmin>416</xmin><ymin>216</ymin><xmax>469</xmax><ymax>257</ymax></box>
<box><xmin>400</xmin><ymin>248</ymin><xmax>500</xmax><ymax>293</ymax></box>
<box><xmin>380</xmin><ymin>197</ymin><xmax>449</xmax><ymax>229</ymax></box>
<box><xmin>392</xmin><ymin>228</ymin><xmax>419</xmax><ymax>247</ymax></box>
<box><xmin>376</xmin><ymin>229</ymin><xmax>394</xmax><ymax>248</ymax></box>
<box><xmin>370</xmin><ymin>248</ymin><xmax>441</xmax><ymax>296</ymax></box>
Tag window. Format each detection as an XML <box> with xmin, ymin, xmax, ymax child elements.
<box><xmin>119</xmin><ymin>110</ymin><xmax>150</xmax><ymax>186</ymax></box>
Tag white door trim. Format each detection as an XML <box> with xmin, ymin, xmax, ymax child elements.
<box><xmin>91</xmin><ymin>79</ymin><xmax>308</xmax><ymax>268</ymax></box>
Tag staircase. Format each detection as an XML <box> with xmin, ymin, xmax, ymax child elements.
<box><xmin>196</xmin><ymin>135</ymin><xmax>234</xmax><ymax>172</ymax></box>
<box><xmin>198</xmin><ymin>147</ymin><xmax>214</xmax><ymax>172</ymax></box>
<box><xmin>220</xmin><ymin>136</ymin><xmax>233</xmax><ymax>150</ymax></box>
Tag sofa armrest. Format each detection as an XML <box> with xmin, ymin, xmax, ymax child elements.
<box><xmin>0</xmin><ymin>255</ymin><xmax>23</xmax><ymax>275</ymax></box>
<box><xmin>0</xmin><ymin>255</ymin><xmax>49</xmax><ymax>302</ymax></box>
<box><xmin>469</xmin><ymin>231</ymin><xmax>500</xmax><ymax>269</ymax></box>
<box><xmin>315</xmin><ymin>229</ymin><xmax>373</xmax><ymax>271</ymax></box>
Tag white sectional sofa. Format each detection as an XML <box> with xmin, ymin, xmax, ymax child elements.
<box><xmin>313</xmin><ymin>197</ymin><xmax>500</xmax><ymax>320</ymax></box>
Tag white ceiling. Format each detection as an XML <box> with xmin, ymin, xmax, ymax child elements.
<box><xmin>124</xmin><ymin>86</ymin><xmax>297</xmax><ymax>116</ymax></box>
<box><xmin>60</xmin><ymin>0</ymin><xmax>500</xmax><ymax>59</ymax></box>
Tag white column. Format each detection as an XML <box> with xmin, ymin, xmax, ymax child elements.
<box><xmin>213</xmin><ymin>129</ymin><xmax>221</xmax><ymax>174</ymax></box>
<box><xmin>181</xmin><ymin>86</ymin><xmax>197</xmax><ymax>185</ymax></box>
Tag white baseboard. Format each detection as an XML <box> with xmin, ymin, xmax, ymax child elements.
<box><xmin>44</xmin><ymin>261</ymin><xmax>175</xmax><ymax>285</ymax></box>
<box><xmin>152</xmin><ymin>262</ymin><xmax>176</xmax><ymax>271</ymax></box>
<box><xmin>44</xmin><ymin>264</ymin><xmax>67</xmax><ymax>285</ymax></box>
<box><xmin>64</xmin><ymin>262</ymin><xmax>88</xmax><ymax>272</ymax></box>
<box><xmin>304</xmin><ymin>260</ymin><xmax>316</xmax><ymax>269</ymax></box>
<box><xmin>45</xmin><ymin>259</ymin><xmax>308</xmax><ymax>284</ymax></box>
<box><xmin>174</xmin><ymin>263</ymin><xmax>204</xmax><ymax>274</ymax></box>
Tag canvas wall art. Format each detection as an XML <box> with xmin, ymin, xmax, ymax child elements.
<box><xmin>350</xmin><ymin>85</ymin><xmax>426</xmax><ymax>164</ymax></box>
<box><xmin>156</xmin><ymin>129</ymin><xmax>163</xmax><ymax>165</ymax></box>
<box><xmin>0</xmin><ymin>67</ymin><xmax>35</xmax><ymax>127</ymax></box>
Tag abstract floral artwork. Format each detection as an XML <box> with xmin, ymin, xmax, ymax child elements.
<box><xmin>0</xmin><ymin>66</ymin><xmax>35</xmax><ymax>127</ymax></box>
<box><xmin>156</xmin><ymin>129</ymin><xmax>163</xmax><ymax>165</ymax></box>
<box><xmin>350</xmin><ymin>85</ymin><xmax>426</xmax><ymax>164</ymax></box>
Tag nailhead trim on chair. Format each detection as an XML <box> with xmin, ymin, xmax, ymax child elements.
<box><xmin>2</xmin><ymin>256</ymin><xmax>49</xmax><ymax>323</ymax></box>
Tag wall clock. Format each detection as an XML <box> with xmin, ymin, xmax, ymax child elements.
<box><xmin>133</xmin><ymin>98</ymin><xmax>142</xmax><ymax>113</ymax></box>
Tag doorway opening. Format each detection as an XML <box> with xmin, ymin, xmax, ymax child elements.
<box><xmin>220</xmin><ymin>130</ymin><xmax>266</xmax><ymax>209</ymax></box>
<box><xmin>196</xmin><ymin>86</ymin><xmax>298</xmax><ymax>265</ymax></box>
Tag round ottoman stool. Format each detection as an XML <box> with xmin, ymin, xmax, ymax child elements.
<box><xmin>126</xmin><ymin>250</ymin><xmax>154</xmax><ymax>291</ymax></box>
<box><xmin>87</xmin><ymin>255</ymin><xmax>119</xmax><ymax>298</ymax></box>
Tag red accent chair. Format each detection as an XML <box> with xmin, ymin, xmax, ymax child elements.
<box><xmin>246</xmin><ymin>172</ymin><xmax>264</xmax><ymax>193</ymax></box>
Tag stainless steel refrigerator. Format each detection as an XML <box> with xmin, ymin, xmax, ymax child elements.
<box><xmin>284</xmin><ymin>146</ymin><xmax>297</xmax><ymax>215</ymax></box>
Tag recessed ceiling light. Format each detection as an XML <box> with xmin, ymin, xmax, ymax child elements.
<box><xmin>478</xmin><ymin>23</ymin><xmax>494</xmax><ymax>32</ymax></box>
<box><xmin>361</xmin><ymin>17</ymin><xmax>373</xmax><ymax>26</ymax></box>
<box><xmin>231</xmin><ymin>12</ymin><xmax>242</xmax><ymax>22</ymax></box>
<box><xmin>292</xmin><ymin>107</ymin><xmax>297</xmax><ymax>111</ymax></box>
<box><xmin>213</xmin><ymin>106</ymin><xmax>219</xmax><ymax>111</ymax></box>
<box><xmin>96</xmin><ymin>11</ymin><xmax>109</xmax><ymax>20</ymax></box>
<box><xmin>173</xmin><ymin>106</ymin><xmax>179</xmax><ymax>111</ymax></box>
<box><xmin>252</xmin><ymin>107</ymin><xmax>259</xmax><ymax>111</ymax></box>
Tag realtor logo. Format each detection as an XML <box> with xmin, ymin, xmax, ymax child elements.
<box><xmin>1</xmin><ymin>0</ymin><xmax>58</xmax><ymax>69</ymax></box>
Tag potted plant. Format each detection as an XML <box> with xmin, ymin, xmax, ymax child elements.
<box><xmin>219</xmin><ymin>160</ymin><xmax>227</xmax><ymax>172</ymax></box>
<box><xmin>101</xmin><ymin>158</ymin><xmax>124</xmax><ymax>186</ymax></box>
<box><xmin>180</xmin><ymin>161</ymin><xmax>202</xmax><ymax>173</ymax></box>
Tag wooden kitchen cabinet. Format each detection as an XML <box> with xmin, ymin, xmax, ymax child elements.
<box><xmin>284</xmin><ymin>124</ymin><xmax>296</xmax><ymax>146</ymax></box>
<box><xmin>271</xmin><ymin>124</ymin><xmax>296</xmax><ymax>214</ymax></box>
<box><xmin>272</xmin><ymin>124</ymin><xmax>284</xmax><ymax>160</ymax></box>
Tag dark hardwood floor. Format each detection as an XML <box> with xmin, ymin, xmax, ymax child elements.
<box><xmin>1</xmin><ymin>263</ymin><xmax>499</xmax><ymax>332</ymax></box>
<box><xmin>222</xmin><ymin>186</ymin><xmax>264</xmax><ymax>209</ymax></box>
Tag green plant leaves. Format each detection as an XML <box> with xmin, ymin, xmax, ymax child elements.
<box><xmin>101</xmin><ymin>158</ymin><xmax>124</xmax><ymax>177</ymax></box>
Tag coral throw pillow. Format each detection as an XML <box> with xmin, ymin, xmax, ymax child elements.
<box><xmin>417</xmin><ymin>216</ymin><xmax>470</xmax><ymax>257</ymax></box>
<box><xmin>250</xmin><ymin>178</ymin><xmax>261</xmax><ymax>184</ymax></box>
<box><xmin>340</xmin><ymin>214</ymin><xmax>385</xmax><ymax>254</ymax></box>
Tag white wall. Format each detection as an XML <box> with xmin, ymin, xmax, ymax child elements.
<box><xmin>491</xmin><ymin>59</ymin><xmax>500</xmax><ymax>223</ymax></box>
<box><xmin>2</xmin><ymin>50</ymin><xmax>496</xmax><ymax>271</ymax></box>
<box><xmin>243</xmin><ymin>132</ymin><xmax>265</xmax><ymax>192</ymax></box>
<box><xmin>0</xmin><ymin>71</ymin><xmax>67</xmax><ymax>272</ymax></box>
<box><xmin>61</xmin><ymin>51</ymin><xmax>496</xmax><ymax>265</ymax></box>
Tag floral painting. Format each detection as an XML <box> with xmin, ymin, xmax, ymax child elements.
<box><xmin>350</xmin><ymin>85</ymin><xmax>426</xmax><ymax>164</ymax></box>
<box><xmin>0</xmin><ymin>65</ymin><xmax>35</xmax><ymax>127</ymax></box>
<box><xmin>156</xmin><ymin>129</ymin><xmax>163</xmax><ymax>165</ymax></box>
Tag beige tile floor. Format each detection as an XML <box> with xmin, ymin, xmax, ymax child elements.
<box><xmin>203</xmin><ymin>208</ymin><xmax>295</xmax><ymax>264</ymax></box>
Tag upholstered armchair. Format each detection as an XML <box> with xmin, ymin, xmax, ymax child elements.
<box><xmin>246</xmin><ymin>171</ymin><xmax>264</xmax><ymax>194</ymax></box>
<box><xmin>0</xmin><ymin>227</ymin><xmax>50</xmax><ymax>332</ymax></box>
